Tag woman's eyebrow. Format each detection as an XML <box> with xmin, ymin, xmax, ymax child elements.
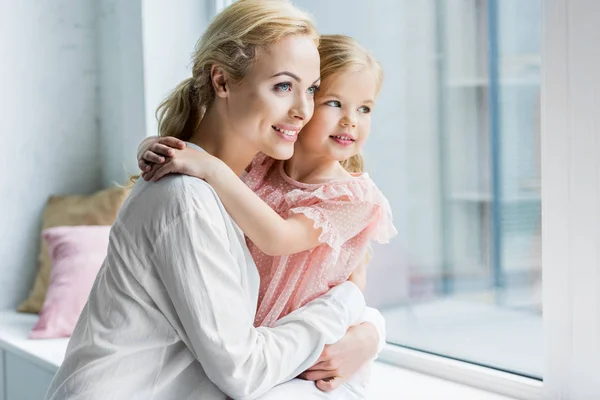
<box><xmin>271</xmin><ymin>71</ymin><xmax>301</xmax><ymax>82</ymax></box>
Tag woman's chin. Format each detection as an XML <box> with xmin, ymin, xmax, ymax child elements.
<box><xmin>263</xmin><ymin>143</ymin><xmax>295</xmax><ymax>161</ymax></box>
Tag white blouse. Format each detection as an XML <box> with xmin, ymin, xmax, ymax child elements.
<box><xmin>45</xmin><ymin>172</ymin><xmax>382</xmax><ymax>400</ymax></box>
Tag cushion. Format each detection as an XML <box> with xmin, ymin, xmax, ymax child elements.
<box><xmin>18</xmin><ymin>186</ymin><xmax>129</xmax><ymax>314</ymax></box>
<box><xmin>29</xmin><ymin>225</ymin><xmax>111</xmax><ymax>339</ymax></box>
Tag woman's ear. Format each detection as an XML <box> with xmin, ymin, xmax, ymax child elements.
<box><xmin>211</xmin><ymin>65</ymin><xmax>228</xmax><ymax>98</ymax></box>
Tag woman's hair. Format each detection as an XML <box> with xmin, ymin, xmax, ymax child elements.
<box><xmin>318</xmin><ymin>34</ymin><xmax>383</xmax><ymax>174</ymax></box>
<box><xmin>156</xmin><ymin>0</ymin><xmax>318</xmax><ymax>142</ymax></box>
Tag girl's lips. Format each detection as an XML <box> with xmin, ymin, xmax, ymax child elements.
<box><xmin>329</xmin><ymin>135</ymin><xmax>355</xmax><ymax>146</ymax></box>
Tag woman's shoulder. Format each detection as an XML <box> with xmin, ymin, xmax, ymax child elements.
<box><xmin>123</xmin><ymin>175</ymin><xmax>227</xmax><ymax>226</ymax></box>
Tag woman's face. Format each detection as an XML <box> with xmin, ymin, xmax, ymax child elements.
<box><xmin>225</xmin><ymin>35</ymin><xmax>321</xmax><ymax>160</ymax></box>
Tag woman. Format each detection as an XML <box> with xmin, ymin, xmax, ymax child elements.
<box><xmin>46</xmin><ymin>1</ymin><xmax>383</xmax><ymax>399</ymax></box>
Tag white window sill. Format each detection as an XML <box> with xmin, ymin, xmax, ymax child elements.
<box><xmin>370</xmin><ymin>362</ymin><xmax>517</xmax><ymax>399</ymax></box>
<box><xmin>0</xmin><ymin>311</ymin><xmax>523</xmax><ymax>399</ymax></box>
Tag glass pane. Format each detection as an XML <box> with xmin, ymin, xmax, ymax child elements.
<box><xmin>296</xmin><ymin>0</ymin><xmax>542</xmax><ymax>378</ymax></box>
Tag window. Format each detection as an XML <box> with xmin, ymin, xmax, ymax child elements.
<box><xmin>211</xmin><ymin>0</ymin><xmax>600</xmax><ymax>397</ymax></box>
<box><xmin>296</xmin><ymin>0</ymin><xmax>543</xmax><ymax>380</ymax></box>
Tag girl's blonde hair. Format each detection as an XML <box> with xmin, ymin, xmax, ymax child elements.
<box><xmin>156</xmin><ymin>0</ymin><xmax>318</xmax><ymax>141</ymax></box>
<box><xmin>318</xmin><ymin>35</ymin><xmax>383</xmax><ymax>174</ymax></box>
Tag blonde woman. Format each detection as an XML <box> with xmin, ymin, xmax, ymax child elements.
<box><xmin>46</xmin><ymin>1</ymin><xmax>383</xmax><ymax>400</ymax></box>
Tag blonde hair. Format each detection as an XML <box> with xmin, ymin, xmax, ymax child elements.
<box><xmin>156</xmin><ymin>0</ymin><xmax>318</xmax><ymax>142</ymax></box>
<box><xmin>318</xmin><ymin>35</ymin><xmax>383</xmax><ymax>174</ymax></box>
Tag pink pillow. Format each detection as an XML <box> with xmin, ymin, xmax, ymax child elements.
<box><xmin>30</xmin><ymin>225</ymin><xmax>111</xmax><ymax>339</ymax></box>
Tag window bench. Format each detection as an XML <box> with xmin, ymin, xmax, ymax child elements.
<box><xmin>0</xmin><ymin>311</ymin><xmax>515</xmax><ymax>400</ymax></box>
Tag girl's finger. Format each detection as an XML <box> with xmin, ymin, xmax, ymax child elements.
<box><xmin>159</xmin><ymin>136</ymin><xmax>186</xmax><ymax>150</ymax></box>
<box><xmin>152</xmin><ymin>163</ymin><xmax>175</xmax><ymax>182</ymax></box>
<box><xmin>138</xmin><ymin>159</ymin><xmax>151</xmax><ymax>172</ymax></box>
<box><xmin>143</xmin><ymin>150</ymin><xmax>165</xmax><ymax>164</ymax></box>
<box><xmin>151</xmin><ymin>143</ymin><xmax>176</xmax><ymax>157</ymax></box>
<box><xmin>144</xmin><ymin>164</ymin><xmax>161</xmax><ymax>181</ymax></box>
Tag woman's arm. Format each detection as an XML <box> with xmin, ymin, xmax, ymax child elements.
<box><xmin>149</xmin><ymin>147</ymin><xmax>323</xmax><ymax>256</ymax></box>
<box><xmin>299</xmin><ymin>310</ymin><xmax>385</xmax><ymax>392</ymax></box>
<box><xmin>153</xmin><ymin>195</ymin><xmax>366</xmax><ymax>399</ymax></box>
<box><xmin>301</xmin><ymin>254</ymin><xmax>383</xmax><ymax>391</ymax></box>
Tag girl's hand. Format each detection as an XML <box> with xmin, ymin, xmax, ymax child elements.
<box><xmin>137</xmin><ymin>136</ymin><xmax>186</xmax><ymax>173</ymax></box>
<box><xmin>143</xmin><ymin>146</ymin><xmax>224</xmax><ymax>182</ymax></box>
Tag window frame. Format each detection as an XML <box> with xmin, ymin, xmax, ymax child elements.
<box><xmin>541</xmin><ymin>0</ymin><xmax>600</xmax><ymax>398</ymax></box>
<box><xmin>380</xmin><ymin>0</ymin><xmax>600</xmax><ymax>398</ymax></box>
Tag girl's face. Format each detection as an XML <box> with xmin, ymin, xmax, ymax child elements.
<box><xmin>225</xmin><ymin>35</ymin><xmax>321</xmax><ymax>161</ymax></box>
<box><xmin>295</xmin><ymin>68</ymin><xmax>377</xmax><ymax>164</ymax></box>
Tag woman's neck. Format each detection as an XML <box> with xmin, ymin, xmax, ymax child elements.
<box><xmin>188</xmin><ymin>106</ymin><xmax>256</xmax><ymax>177</ymax></box>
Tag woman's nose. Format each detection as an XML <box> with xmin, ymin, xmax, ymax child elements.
<box><xmin>290</xmin><ymin>93</ymin><xmax>313</xmax><ymax>121</ymax></box>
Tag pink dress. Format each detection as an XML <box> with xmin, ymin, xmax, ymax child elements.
<box><xmin>243</xmin><ymin>153</ymin><xmax>397</xmax><ymax>328</ymax></box>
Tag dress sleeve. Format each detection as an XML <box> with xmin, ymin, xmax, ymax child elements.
<box><xmin>286</xmin><ymin>178</ymin><xmax>397</xmax><ymax>250</ymax></box>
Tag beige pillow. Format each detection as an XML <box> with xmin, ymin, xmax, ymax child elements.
<box><xmin>18</xmin><ymin>186</ymin><xmax>130</xmax><ymax>314</ymax></box>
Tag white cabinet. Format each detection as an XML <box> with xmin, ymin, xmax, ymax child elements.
<box><xmin>5</xmin><ymin>352</ymin><xmax>55</xmax><ymax>400</ymax></box>
<box><xmin>0</xmin><ymin>350</ymin><xmax>5</xmax><ymax>400</ymax></box>
<box><xmin>0</xmin><ymin>312</ymin><xmax>66</xmax><ymax>400</ymax></box>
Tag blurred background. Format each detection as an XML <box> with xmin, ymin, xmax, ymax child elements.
<box><xmin>0</xmin><ymin>0</ymin><xmax>542</xmax><ymax>381</ymax></box>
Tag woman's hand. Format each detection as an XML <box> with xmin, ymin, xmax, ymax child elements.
<box><xmin>298</xmin><ymin>322</ymin><xmax>379</xmax><ymax>392</ymax></box>
<box><xmin>137</xmin><ymin>136</ymin><xmax>186</xmax><ymax>173</ymax></box>
<box><xmin>143</xmin><ymin>146</ymin><xmax>225</xmax><ymax>182</ymax></box>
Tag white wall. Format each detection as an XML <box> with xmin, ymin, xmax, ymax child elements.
<box><xmin>141</xmin><ymin>1</ymin><xmax>211</xmax><ymax>138</ymax></box>
<box><xmin>0</xmin><ymin>1</ymin><xmax>212</xmax><ymax>308</ymax></box>
<box><xmin>96</xmin><ymin>0</ymin><xmax>147</xmax><ymax>187</ymax></box>
<box><xmin>97</xmin><ymin>0</ymin><xmax>211</xmax><ymax>186</ymax></box>
<box><xmin>0</xmin><ymin>1</ymin><xmax>101</xmax><ymax>308</ymax></box>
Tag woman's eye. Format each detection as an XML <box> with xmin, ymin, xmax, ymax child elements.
<box><xmin>307</xmin><ymin>85</ymin><xmax>320</xmax><ymax>96</ymax></box>
<box><xmin>358</xmin><ymin>106</ymin><xmax>371</xmax><ymax>114</ymax></box>
<box><xmin>274</xmin><ymin>82</ymin><xmax>292</xmax><ymax>92</ymax></box>
<box><xmin>326</xmin><ymin>100</ymin><xmax>341</xmax><ymax>107</ymax></box>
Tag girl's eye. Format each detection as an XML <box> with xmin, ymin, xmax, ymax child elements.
<box><xmin>358</xmin><ymin>106</ymin><xmax>371</xmax><ymax>114</ymax></box>
<box><xmin>325</xmin><ymin>100</ymin><xmax>341</xmax><ymax>107</ymax></box>
<box><xmin>274</xmin><ymin>82</ymin><xmax>292</xmax><ymax>92</ymax></box>
<box><xmin>307</xmin><ymin>85</ymin><xmax>320</xmax><ymax>96</ymax></box>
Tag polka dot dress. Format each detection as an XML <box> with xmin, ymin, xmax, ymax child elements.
<box><xmin>243</xmin><ymin>153</ymin><xmax>397</xmax><ymax>328</ymax></box>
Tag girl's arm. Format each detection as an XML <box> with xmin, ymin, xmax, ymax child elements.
<box><xmin>150</xmin><ymin>148</ymin><xmax>323</xmax><ymax>256</ymax></box>
<box><xmin>209</xmin><ymin>159</ymin><xmax>323</xmax><ymax>256</ymax></box>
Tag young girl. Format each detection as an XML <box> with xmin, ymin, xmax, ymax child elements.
<box><xmin>139</xmin><ymin>35</ymin><xmax>396</xmax><ymax>397</ymax></box>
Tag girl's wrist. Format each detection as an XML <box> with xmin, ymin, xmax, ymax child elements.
<box><xmin>205</xmin><ymin>156</ymin><xmax>230</xmax><ymax>182</ymax></box>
